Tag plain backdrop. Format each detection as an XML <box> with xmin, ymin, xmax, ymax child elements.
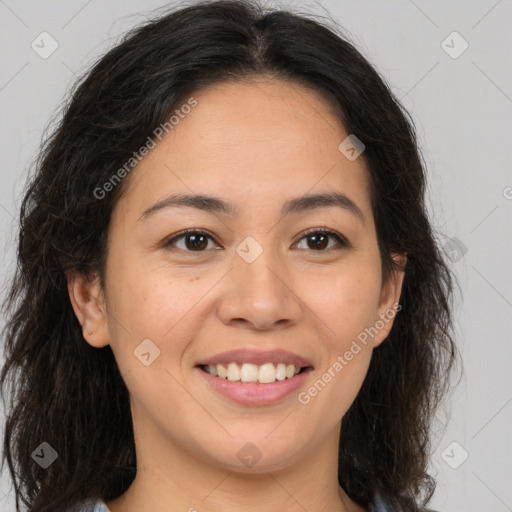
<box><xmin>0</xmin><ymin>1</ymin><xmax>511</xmax><ymax>511</ymax></box>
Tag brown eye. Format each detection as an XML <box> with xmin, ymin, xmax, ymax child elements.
<box><xmin>163</xmin><ymin>228</ymin><xmax>348</xmax><ymax>253</ymax></box>
<box><xmin>164</xmin><ymin>230</ymin><xmax>218</xmax><ymax>252</ymax></box>
<box><xmin>295</xmin><ymin>229</ymin><xmax>348</xmax><ymax>251</ymax></box>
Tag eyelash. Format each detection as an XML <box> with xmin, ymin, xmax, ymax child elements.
<box><xmin>163</xmin><ymin>227</ymin><xmax>349</xmax><ymax>253</ymax></box>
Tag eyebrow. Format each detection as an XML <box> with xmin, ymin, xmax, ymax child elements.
<box><xmin>138</xmin><ymin>191</ymin><xmax>365</xmax><ymax>225</ymax></box>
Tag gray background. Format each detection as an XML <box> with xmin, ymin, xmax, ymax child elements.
<box><xmin>1</xmin><ymin>1</ymin><xmax>511</xmax><ymax>510</ymax></box>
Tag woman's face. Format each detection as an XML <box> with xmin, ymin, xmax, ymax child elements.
<box><xmin>71</xmin><ymin>77</ymin><xmax>405</xmax><ymax>474</ymax></box>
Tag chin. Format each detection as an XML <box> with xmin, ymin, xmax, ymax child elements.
<box><xmin>204</xmin><ymin>439</ymin><xmax>303</xmax><ymax>474</ymax></box>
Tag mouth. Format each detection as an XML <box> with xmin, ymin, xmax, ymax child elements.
<box><xmin>196</xmin><ymin>362</ymin><xmax>313</xmax><ymax>384</ymax></box>
<box><xmin>194</xmin><ymin>349</ymin><xmax>314</xmax><ymax>406</ymax></box>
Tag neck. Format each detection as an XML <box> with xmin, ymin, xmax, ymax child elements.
<box><xmin>105</xmin><ymin>413</ymin><xmax>365</xmax><ymax>512</ymax></box>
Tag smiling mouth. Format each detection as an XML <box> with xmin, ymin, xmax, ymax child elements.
<box><xmin>197</xmin><ymin>362</ymin><xmax>312</xmax><ymax>384</ymax></box>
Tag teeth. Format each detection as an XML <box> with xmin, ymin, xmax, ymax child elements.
<box><xmin>240</xmin><ymin>363</ymin><xmax>259</xmax><ymax>383</ymax></box>
<box><xmin>227</xmin><ymin>362</ymin><xmax>240</xmax><ymax>381</ymax></box>
<box><xmin>217</xmin><ymin>364</ymin><xmax>228</xmax><ymax>379</ymax></box>
<box><xmin>276</xmin><ymin>363</ymin><xmax>287</xmax><ymax>381</ymax></box>
<box><xmin>258</xmin><ymin>363</ymin><xmax>276</xmax><ymax>383</ymax></box>
<box><xmin>205</xmin><ymin>362</ymin><xmax>304</xmax><ymax>383</ymax></box>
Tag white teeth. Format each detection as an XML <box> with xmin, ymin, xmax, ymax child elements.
<box><xmin>205</xmin><ymin>362</ymin><xmax>304</xmax><ymax>383</ymax></box>
<box><xmin>240</xmin><ymin>363</ymin><xmax>259</xmax><ymax>383</ymax></box>
<box><xmin>258</xmin><ymin>363</ymin><xmax>276</xmax><ymax>383</ymax></box>
<box><xmin>276</xmin><ymin>363</ymin><xmax>287</xmax><ymax>381</ymax></box>
<box><xmin>227</xmin><ymin>362</ymin><xmax>240</xmax><ymax>381</ymax></box>
<box><xmin>217</xmin><ymin>364</ymin><xmax>228</xmax><ymax>379</ymax></box>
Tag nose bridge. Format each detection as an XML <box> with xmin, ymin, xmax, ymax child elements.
<box><xmin>234</xmin><ymin>233</ymin><xmax>286</xmax><ymax>297</ymax></box>
<box><xmin>217</xmin><ymin>233</ymin><xmax>301</xmax><ymax>329</ymax></box>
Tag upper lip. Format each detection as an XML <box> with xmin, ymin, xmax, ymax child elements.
<box><xmin>197</xmin><ymin>348</ymin><xmax>314</xmax><ymax>368</ymax></box>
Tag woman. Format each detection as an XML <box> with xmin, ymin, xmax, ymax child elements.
<box><xmin>0</xmin><ymin>1</ymin><xmax>459</xmax><ymax>511</ymax></box>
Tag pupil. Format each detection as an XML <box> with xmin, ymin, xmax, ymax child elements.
<box><xmin>186</xmin><ymin>234</ymin><xmax>207</xmax><ymax>250</ymax></box>
<box><xmin>183</xmin><ymin>233</ymin><xmax>328</xmax><ymax>251</ymax></box>
<box><xmin>309</xmin><ymin>233</ymin><xmax>328</xmax><ymax>250</ymax></box>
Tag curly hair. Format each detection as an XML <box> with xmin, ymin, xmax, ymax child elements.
<box><xmin>0</xmin><ymin>1</ymin><xmax>460</xmax><ymax>511</ymax></box>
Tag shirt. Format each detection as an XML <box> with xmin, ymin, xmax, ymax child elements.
<box><xmin>79</xmin><ymin>493</ymin><xmax>416</xmax><ymax>511</ymax></box>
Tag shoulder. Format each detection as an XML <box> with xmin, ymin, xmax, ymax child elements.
<box><xmin>369</xmin><ymin>493</ymin><xmax>440</xmax><ymax>512</ymax></box>
<box><xmin>368</xmin><ymin>493</ymin><xmax>395</xmax><ymax>512</ymax></box>
<box><xmin>74</xmin><ymin>500</ymin><xmax>110</xmax><ymax>512</ymax></box>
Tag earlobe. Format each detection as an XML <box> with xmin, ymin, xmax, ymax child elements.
<box><xmin>67</xmin><ymin>271</ymin><xmax>110</xmax><ymax>348</ymax></box>
<box><xmin>373</xmin><ymin>252</ymin><xmax>407</xmax><ymax>348</ymax></box>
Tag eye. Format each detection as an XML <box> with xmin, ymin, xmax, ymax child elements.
<box><xmin>163</xmin><ymin>228</ymin><xmax>349</xmax><ymax>253</ymax></box>
<box><xmin>294</xmin><ymin>228</ymin><xmax>348</xmax><ymax>251</ymax></box>
<box><xmin>163</xmin><ymin>229</ymin><xmax>220</xmax><ymax>252</ymax></box>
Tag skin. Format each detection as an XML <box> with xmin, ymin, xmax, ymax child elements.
<box><xmin>68</xmin><ymin>77</ymin><xmax>406</xmax><ymax>512</ymax></box>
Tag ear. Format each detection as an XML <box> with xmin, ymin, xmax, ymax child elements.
<box><xmin>372</xmin><ymin>252</ymin><xmax>407</xmax><ymax>348</ymax></box>
<box><xmin>67</xmin><ymin>271</ymin><xmax>110</xmax><ymax>348</ymax></box>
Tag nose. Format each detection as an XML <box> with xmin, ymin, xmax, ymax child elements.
<box><xmin>216</xmin><ymin>244</ymin><xmax>303</xmax><ymax>331</ymax></box>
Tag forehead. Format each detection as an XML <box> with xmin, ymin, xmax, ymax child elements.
<box><xmin>114</xmin><ymin>78</ymin><xmax>373</xmax><ymax>225</ymax></box>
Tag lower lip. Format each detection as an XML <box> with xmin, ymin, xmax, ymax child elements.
<box><xmin>195</xmin><ymin>366</ymin><xmax>313</xmax><ymax>406</ymax></box>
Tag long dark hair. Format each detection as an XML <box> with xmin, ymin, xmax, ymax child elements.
<box><xmin>0</xmin><ymin>1</ymin><xmax>460</xmax><ymax>510</ymax></box>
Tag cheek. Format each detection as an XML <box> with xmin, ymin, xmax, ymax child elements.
<box><xmin>308</xmin><ymin>262</ymin><xmax>382</xmax><ymax>340</ymax></box>
<box><xmin>301</xmin><ymin>264</ymin><xmax>380</xmax><ymax>406</ymax></box>
<box><xmin>104</xmin><ymin>263</ymin><xmax>214</xmax><ymax>388</ymax></box>
<box><xmin>106</xmin><ymin>270</ymin><xmax>209</xmax><ymax>425</ymax></box>
<box><xmin>300</xmin><ymin>330</ymin><xmax>373</xmax><ymax>423</ymax></box>
<box><xmin>110</xmin><ymin>260</ymin><xmax>209</xmax><ymax>340</ymax></box>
